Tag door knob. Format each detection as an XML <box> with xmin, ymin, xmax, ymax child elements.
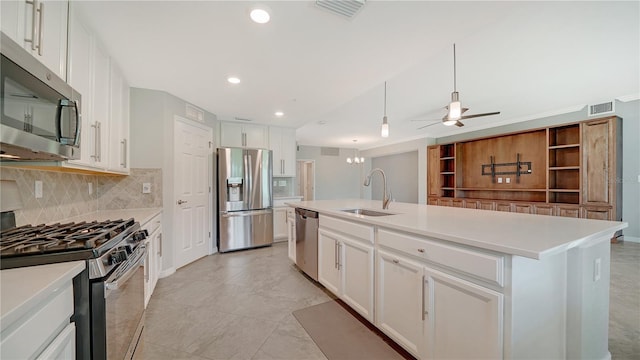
<box><xmin>177</xmin><ymin>200</ymin><xmax>188</xmax><ymax>205</ymax></box>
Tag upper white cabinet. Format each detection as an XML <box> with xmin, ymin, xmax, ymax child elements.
<box><xmin>269</xmin><ymin>127</ymin><xmax>296</xmax><ymax>177</ymax></box>
<box><xmin>1</xmin><ymin>0</ymin><xmax>68</xmax><ymax>80</ymax></box>
<box><xmin>108</xmin><ymin>62</ymin><xmax>130</xmax><ymax>173</ymax></box>
<box><xmin>220</xmin><ymin>122</ymin><xmax>268</xmax><ymax>148</ymax></box>
<box><xmin>66</xmin><ymin>4</ymin><xmax>129</xmax><ymax>174</ymax></box>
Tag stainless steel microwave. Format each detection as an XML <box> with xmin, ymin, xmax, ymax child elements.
<box><xmin>1</xmin><ymin>32</ymin><xmax>81</xmax><ymax>161</ymax></box>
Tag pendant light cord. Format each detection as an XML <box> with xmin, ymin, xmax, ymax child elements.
<box><xmin>453</xmin><ymin>43</ymin><xmax>457</xmax><ymax>92</ymax></box>
<box><xmin>384</xmin><ymin>81</ymin><xmax>387</xmax><ymax>116</ymax></box>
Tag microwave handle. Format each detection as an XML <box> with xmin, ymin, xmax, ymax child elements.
<box><xmin>55</xmin><ymin>99</ymin><xmax>82</xmax><ymax>146</ymax></box>
<box><xmin>72</xmin><ymin>101</ymin><xmax>81</xmax><ymax>147</ymax></box>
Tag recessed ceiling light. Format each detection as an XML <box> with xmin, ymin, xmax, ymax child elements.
<box><xmin>275</xmin><ymin>111</ymin><xmax>284</xmax><ymax>117</ymax></box>
<box><xmin>227</xmin><ymin>77</ymin><xmax>241</xmax><ymax>84</ymax></box>
<box><xmin>250</xmin><ymin>7</ymin><xmax>270</xmax><ymax>24</ymax></box>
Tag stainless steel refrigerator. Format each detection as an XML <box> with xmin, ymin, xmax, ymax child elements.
<box><xmin>217</xmin><ymin>147</ymin><xmax>273</xmax><ymax>252</ymax></box>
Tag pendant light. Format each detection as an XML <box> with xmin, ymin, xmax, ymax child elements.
<box><xmin>381</xmin><ymin>81</ymin><xmax>389</xmax><ymax>137</ymax></box>
<box><xmin>444</xmin><ymin>44</ymin><xmax>461</xmax><ymax>126</ymax></box>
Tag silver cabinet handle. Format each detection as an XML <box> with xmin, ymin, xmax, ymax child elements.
<box><xmin>281</xmin><ymin>159</ymin><xmax>284</xmax><ymax>174</ymax></box>
<box><xmin>97</xmin><ymin>122</ymin><xmax>102</xmax><ymax>162</ymax></box>
<box><xmin>417</xmin><ymin>248</ymin><xmax>425</xmax><ymax>253</ymax></box>
<box><xmin>392</xmin><ymin>259</ymin><xmax>399</xmax><ymax>264</ymax></box>
<box><xmin>25</xmin><ymin>0</ymin><xmax>38</xmax><ymax>51</ymax></box>
<box><xmin>37</xmin><ymin>1</ymin><xmax>43</xmax><ymax>55</ymax></box>
<box><xmin>158</xmin><ymin>233</ymin><xmax>162</xmax><ymax>257</ymax></box>
<box><xmin>334</xmin><ymin>240</ymin><xmax>338</xmax><ymax>269</ymax></box>
<box><xmin>121</xmin><ymin>139</ymin><xmax>127</xmax><ymax>167</ymax></box>
<box><xmin>337</xmin><ymin>242</ymin><xmax>342</xmax><ymax>270</ymax></box>
<box><xmin>91</xmin><ymin>122</ymin><xmax>99</xmax><ymax>160</ymax></box>
<box><xmin>177</xmin><ymin>200</ymin><xmax>188</xmax><ymax>205</ymax></box>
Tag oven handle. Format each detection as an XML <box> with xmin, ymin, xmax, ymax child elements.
<box><xmin>105</xmin><ymin>245</ymin><xmax>147</xmax><ymax>293</ymax></box>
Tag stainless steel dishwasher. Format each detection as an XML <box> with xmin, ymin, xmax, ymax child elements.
<box><xmin>295</xmin><ymin>208</ymin><xmax>319</xmax><ymax>281</ymax></box>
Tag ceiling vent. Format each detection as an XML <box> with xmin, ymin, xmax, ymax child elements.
<box><xmin>321</xmin><ymin>147</ymin><xmax>340</xmax><ymax>156</ymax></box>
<box><xmin>234</xmin><ymin>117</ymin><xmax>253</xmax><ymax>122</ymax></box>
<box><xmin>588</xmin><ymin>101</ymin><xmax>615</xmax><ymax>116</ymax></box>
<box><xmin>315</xmin><ymin>0</ymin><xmax>366</xmax><ymax>19</ymax></box>
<box><xmin>185</xmin><ymin>103</ymin><xmax>204</xmax><ymax>122</ymax></box>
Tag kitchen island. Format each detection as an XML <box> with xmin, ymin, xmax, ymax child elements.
<box><xmin>286</xmin><ymin>199</ymin><xmax>627</xmax><ymax>360</ymax></box>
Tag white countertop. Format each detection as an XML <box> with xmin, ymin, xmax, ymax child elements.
<box><xmin>0</xmin><ymin>261</ymin><xmax>85</xmax><ymax>332</ymax></box>
<box><xmin>62</xmin><ymin>208</ymin><xmax>162</xmax><ymax>227</ymax></box>
<box><xmin>285</xmin><ymin>199</ymin><xmax>628</xmax><ymax>260</ymax></box>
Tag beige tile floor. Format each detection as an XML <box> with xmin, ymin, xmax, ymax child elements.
<box><xmin>134</xmin><ymin>241</ymin><xmax>640</xmax><ymax>360</ymax></box>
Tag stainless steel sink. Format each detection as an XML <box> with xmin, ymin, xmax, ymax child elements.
<box><xmin>340</xmin><ymin>208</ymin><xmax>396</xmax><ymax>217</ymax></box>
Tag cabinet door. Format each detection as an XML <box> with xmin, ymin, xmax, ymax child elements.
<box><xmin>91</xmin><ymin>41</ymin><xmax>110</xmax><ymax>168</ymax></box>
<box><xmin>220</xmin><ymin>122</ymin><xmax>243</xmax><ymax>147</ymax></box>
<box><xmin>269</xmin><ymin>127</ymin><xmax>283</xmax><ymax>175</ymax></box>
<box><xmin>108</xmin><ymin>62</ymin><xmax>129</xmax><ymax>172</ymax></box>
<box><xmin>376</xmin><ymin>249</ymin><xmax>425</xmax><ymax>359</ymax></box>
<box><xmin>533</xmin><ymin>204</ymin><xmax>554</xmax><ymax>216</ymax></box>
<box><xmin>583</xmin><ymin>206</ymin><xmax>612</xmax><ymax>220</ymax></box>
<box><xmin>1</xmin><ymin>1</ymin><xmax>25</xmax><ymax>43</ymax></box>
<box><xmin>244</xmin><ymin>124</ymin><xmax>268</xmax><ymax>148</ymax></box>
<box><xmin>341</xmin><ymin>237</ymin><xmax>374</xmax><ymax>322</ymax></box>
<box><xmin>67</xmin><ymin>10</ymin><xmax>94</xmax><ymax>167</ymax></box>
<box><xmin>280</xmin><ymin>128</ymin><xmax>297</xmax><ymax>176</ymax></box>
<box><xmin>427</xmin><ymin>146</ymin><xmax>440</xmax><ymax>197</ymax></box>
<box><xmin>425</xmin><ymin>268</ymin><xmax>503</xmax><ymax>359</ymax></box>
<box><xmin>495</xmin><ymin>202</ymin><xmax>512</xmax><ymax>212</ymax></box>
<box><xmin>144</xmin><ymin>237</ymin><xmax>154</xmax><ymax>307</ymax></box>
<box><xmin>273</xmin><ymin>207</ymin><xmax>288</xmax><ymax>241</ymax></box>
<box><xmin>583</xmin><ymin>119</ymin><xmax>612</xmax><ymax>204</ymax></box>
<box><xmin>318</xmin><ymin>229</ymin><xmax>341</xmax><ymax>295</ymax></box>
<box><xmin>514</xmin><ymin>203</ymin><xmax>533</xmax><ymax>214</ymax></box>
<box><xmin>556</xmin><ymin>204</ymin><xmax>581</xmax><ymax>218</ymax></box>
<box><xmin>36</xmin><ymin>0</ymin><xmax>68</xmax><ymax>80</ymax></box>
<box><xmin>287</xmin><ymin>211</ymin><xmax>296</xmax><ymax>262</ymax></box>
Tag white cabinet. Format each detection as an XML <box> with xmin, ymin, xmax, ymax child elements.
<box><xmin>66</xmin><ymin>4</ymin><xmax>129</xmax><ymax>174</ymax></box>
<box><xmin>287</xmin><ymin>208</ymin><xmax>296</xmax><ymax>262</ymax></box>
<box><xmin>220</xmin><ymin>122</ymin><xmax>268</xmax><ymax>148</ymax></box>
<box><xmin>107</xmin><ymin>61</ymin><xmax>130</xmax><ymax>173</ymax></box>
<box><xmin>376</xmin><ymin>249</ymin><xmax>425</xmax><ymax>359</ymax></box>
<box><xmin>269</xmin><ymin>127</ymin><xmax>296</xmax><ymax>177</ymax></box>
<box><xmin>424</xmin><ymin>267</ymin><xmax>503</xmax><ymax>359</ymax></box>
<box><xmin>318</xmin><ymin>216</ymin><xmax>374</xmax><ymax>322</ymax></box>
<box><xmin>273</xmin><ymin>207</ymin><xmax>288</xmax><ymax>242</ymax></box>
<box><xmin>1</xmin><ymin>0</ymin><xmax>68</xmax><ymax>80</ymax></box>
<box><xmin>142</xmin><ymin>213</ymin><xmax>162</xmax><ymax>307</ymax></box>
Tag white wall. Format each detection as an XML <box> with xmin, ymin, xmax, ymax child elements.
<box><xmin>370</xmin><ymin>151</ymin><xmax>419</xmax><ymax>203</ymax></box>
<box><xmin>296</xmin><ymin>146</ymin><xmax>362</xmax><ymax>200</ymax></box>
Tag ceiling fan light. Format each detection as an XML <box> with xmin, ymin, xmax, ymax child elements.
<box><xmin>448</xmin><ymin>101</ymin><xmax>462</xmax><ymax>120</ymax></box>
<box><xmin>443</xmin><ymin>118</ymin><xmax>458</xmax><ymax>126</ymax></box>
<box><xmin>381</xmin><ymin>116</ymin><xmax>389</xmax><ymax>137</ymax></box>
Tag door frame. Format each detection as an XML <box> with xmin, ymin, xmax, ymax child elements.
<box><xmin>296</xmin><ymin>159</ymin><xmax>316</xmax><ymax>201</ymax></box>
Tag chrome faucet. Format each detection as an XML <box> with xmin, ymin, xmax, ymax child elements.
<box><xmin>364</xmin><ymin>168</ymin><xmax>391</xmax><ymax>210</ymax></box>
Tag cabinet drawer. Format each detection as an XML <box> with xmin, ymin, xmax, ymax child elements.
<box><xmin>320</xmin><ymin>216</ymin><xmax>374</xmax><ymax>244</ymax></box>
<box><xmin>378</xmin><ymin>228</ymin><xmax>504</xmax><ymax>286</ymax></box>
<box><xmin>1</xmin><ymin>284</ymin><xmax>74</xmax><ymax>359</ymax></box>
<box><xmin>142</xmin><ymin>213</ymin><xmax>162</xmax><ymax>235</ymax></box>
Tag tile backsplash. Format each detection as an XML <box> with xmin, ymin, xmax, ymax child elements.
<box><xmin>0</xmin><ymin>167</ymin><xmax>162</xmax><ymax>226</ymax></box>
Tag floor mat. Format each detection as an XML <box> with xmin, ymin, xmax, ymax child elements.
<box><xmin>292</xmin><ymin>300</ymin><xmax>413</xmax><ymax>360</ymax></box>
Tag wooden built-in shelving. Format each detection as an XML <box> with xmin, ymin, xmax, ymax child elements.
<box><xmin>427</xmin><ymin>116</ymin><xmax>622</xmax><ymax>222</ymax></box>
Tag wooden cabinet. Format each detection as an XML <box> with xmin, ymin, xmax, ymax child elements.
<box><xmin>376</xmin><ymin>249</ymin><xmax>425</xmax><ymax>359</ymax></box>
<box><xmin>318</xmin><ymin>216</ymin><xmax>375</xmax><ymax>322</ymax></box>
<box><xmin>269</xmin><ymin>127</ymin><xmax>296</xmax><ymax>177</ymax></box>
<box><xmin>426</xmin><ymin>116</ymin><xmax>621</xmax><ymax>223</ymax></box>
<box><xmin>220</xmin><ymin>122</ymin><xmax>268</xmax><ymax>148</ymax></box>
<box><xmin>425</xmin><ymin>267</ymin><xmax>503</xmax><ymax>359</ymax></box>
<box><xmin>287</xmin><ymin>208</ymin><xmax>296</xmax><ymax>262</ymax></box>
<box><xmin>1</xmin><ymin>0</ymin><xmax>68</xmax><ymax>80</ymax></box>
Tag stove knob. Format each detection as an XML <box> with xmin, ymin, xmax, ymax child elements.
<box><xmin>133</xmin><ymin>230</ymin><xmax>148</xmax><ymax>242</ymax></box>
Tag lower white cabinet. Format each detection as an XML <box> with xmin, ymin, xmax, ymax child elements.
<box><xmin>318</xmin><ymin>226</ymin><xmax>374</xmax><ymax>322</ymax></box>
<box><xmin>287</xmin><ymin>208</ymin><xmax>296</xmax><ymax>262</ymax></box>
<box><xmin>376</xmin><ymin>247</ymin><xmax>503</xmax><ymax>360</ymax></box>
<box><xmin>142</xmin><ymin>213</ymin><xmax>162</xmax><ymax>307</ymax></box>
<box><xmin>36</xmin><ymin>322</ymin><xmax>75</xmax><ymax>360</ymax></box>
<box><xmin>375</xmin><ymin>249</ymin><xmax>425</xmax><ymax>359</ymax></box>
<box><xmin>273</xmin><ymin>207</ymin><xmax>288</xmax><ymax>241</ymax></box>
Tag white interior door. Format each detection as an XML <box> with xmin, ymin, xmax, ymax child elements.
<box><xmin>174</xmin><ymin>118</ymin><xmax>213</xmax><ymax>269</ymax></box>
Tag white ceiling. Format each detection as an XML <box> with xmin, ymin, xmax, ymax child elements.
<box><xmin>76</xmin><ymin>1</ymin><xmax>639</xmax><ymax>150</ymax></box>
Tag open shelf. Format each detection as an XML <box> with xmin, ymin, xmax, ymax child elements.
<box><xmin>440</xmin><ymin>144</ymin><xmax>455</xmax><ymax>158</ymax></box>
<box><xmin>549</xmin><ymin>124</ymin><xmax>580</xmax><ymax>147</ymax></box>
<box><xmin>549</xmin><ymin>147</ymin><xmax>580</xmax><ymax>168</ymax></box>
<box><xmin>549</xmin><ymin>191</ymin><xmax>580</xmax><ymax>204</ymax></box>
<box><xmin>549</xmin><ymin>168</ymin><xmax>580</xmax><ymax>190</ymax></box>
<box><xmin>456</xmin><ymin>189</ymin><xmax>546</xmax><ymax>202</ymax></box>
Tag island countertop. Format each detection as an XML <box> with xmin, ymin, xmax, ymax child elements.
<box><xmin>285</xmin><ymin>199</ymin><xmax>628</xmax><ymax>259</ymax></box>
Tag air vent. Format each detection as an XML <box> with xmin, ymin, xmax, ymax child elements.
<box><xmin>315</xmin><ymin>0</ymin><xmax>366</xmax><ymax>19</ymax></box>
<box><xmin>234</xmin><ymin>117</ymin><xmax>253</xmax><ymax>122</ymax></box>
<box><xmin>185</xmin><ymin>103</ymin><xmax>204</xmax><ymax>122</ymax></box>
<box><xmin>321</xmin><ymin>147</ymin><xmax>340</xmax><ymax>156</ymax></box>
<box><xmin>588</xmin><ymin>101</ymin><xmax>615</xmax><ymax>116</ymax></box>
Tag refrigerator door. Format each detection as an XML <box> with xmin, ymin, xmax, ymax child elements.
<box><xmin>218</xmin><ymin>209</ymin><xmax>274</xmax><ymax>252</ymax></box>
<box><xmin>244</xmin><ymin>148</ymin><xmax>272</xmax><ymax>210</ymax></box>
<box><xmin>218</xmin><ymin>147</ymin><xmax>246</xmax><ymax>212</ymax></box>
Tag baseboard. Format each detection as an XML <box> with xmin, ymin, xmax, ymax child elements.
<box><xmin>159</xmin><ymin>267</ymin><xmax>176</xmax><ymax>279</ymax></box>
<box><xmin>621</xmin><ymin>235</ymin><xmax>640</xmax><ymax>243</ymax></box>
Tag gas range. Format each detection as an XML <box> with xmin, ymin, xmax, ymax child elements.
<box><xmin>0</xmin><ymin>217</ymin><xmax>148</xmax><ymax>360</ymax></box>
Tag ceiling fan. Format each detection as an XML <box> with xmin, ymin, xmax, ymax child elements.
<box><xmin>415</xmin><ymin>44</ymin><xmax>500</xmax><ymax>129</ymax></box>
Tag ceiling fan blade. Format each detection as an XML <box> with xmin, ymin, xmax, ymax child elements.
<box><xmin>459</xmin><ymin>111</ymin><xmax>500</xmax><ymax>120</ymax></box>
<box><xmin>417</xmin><ymin>121</ymin><xmax>441</xmax><ymax>130</ymax></box>
<box><xmin>461</xmin><ymin>107</ymin><xmax>469</xmax><ymax>114</ymax></box>
<box><xmin>455</xmin><ymin>121</ymin><xmax>464</xmax><ymax>127</ymax></box>
<box><xmin>410</xmin><ymin>118</ymin><xmax>440</xmax><ymax>122</ymax></box>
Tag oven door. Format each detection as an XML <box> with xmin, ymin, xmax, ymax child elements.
<box><xmin>103</xmin><ymin>244</ymin><xmax>147</xmax><ymax>360</ymax></box>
